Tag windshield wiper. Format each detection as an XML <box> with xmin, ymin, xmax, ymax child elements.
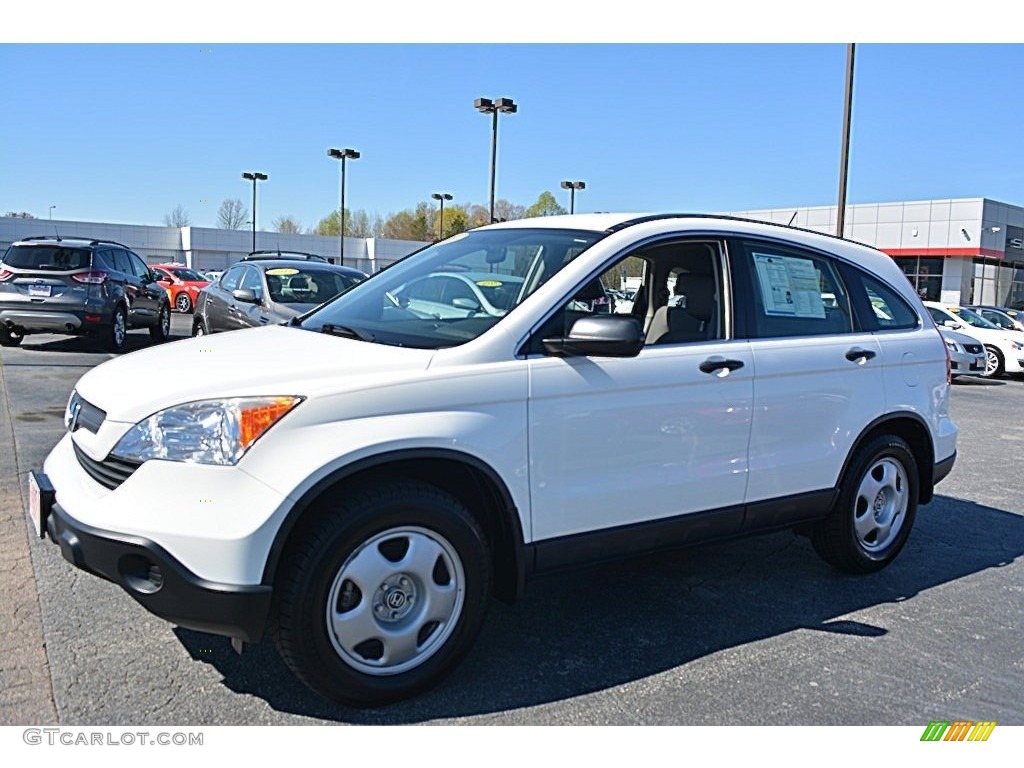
<box><xmin>320</xmin><ymin>323</ymin><xmax>373</xmax><ymax>342</ymax></box>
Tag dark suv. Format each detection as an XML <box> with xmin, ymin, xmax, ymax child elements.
<box><xmin>0</xmin><ymin>236</ymin><xmax>171</xmax><ymax>352</ymax></box>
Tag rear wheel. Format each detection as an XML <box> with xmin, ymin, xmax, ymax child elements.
<box><xmin>0</xmin><ymin>325</ymin><xmax>23</xmax><ymax>347</ymax></box>
<box><xmin>149</xmin><ymin>303</ymin><xmax>171</xmax><ymax>342</ymax></box>
<box><xmin>104</xmin><ymin>305</ymin><xmax>128</xmax><ymax>353</ymax></box>
<box><xmin>811</xmin><ymin>434</ymin><xmax>918</xmax><ymax>573</ymax></box>
<box><xmin>175</xmin><ymin>292</ymin><xmax>193</xmax><ymax>313</ymax></box>
<box><xmin>273</xmin><ymin>479</ymin><xmax>491</xmax><ymax>706</ymax></box>
<box><xmin>982</xmin><ymin>345</ymin><xmax>1004</xmax><ymax>378</ymax></box>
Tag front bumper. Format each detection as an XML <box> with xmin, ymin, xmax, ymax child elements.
<box><xmin>41</xmin><ymin>493</ymin><xmax>271</xmax><ymax>642</ymax></box>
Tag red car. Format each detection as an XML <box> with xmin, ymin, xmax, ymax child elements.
<box><xmin>151</xmin><ymin>263</ymin><xmax>210</xmax><ymax>313</ymax></box>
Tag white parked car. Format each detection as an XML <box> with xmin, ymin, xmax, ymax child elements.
<box><xmin>30</xmin><ymin>214</ymin><xmax>957</xmax><ymax>706</ymax></box>
<box><xmin>923</xmin><ymin>301</ymin><xmax>1024</xmax><ymax>378</ymax></box>
<box><xmin>940</xmin><ymin>328</ymin><xmax>986</xmax><ymax>378</ymax></box>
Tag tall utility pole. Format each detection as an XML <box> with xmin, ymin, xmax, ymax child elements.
<box><xmin>432</xmin><ymin>192</ymin><xmax>453</xmax><ymax>240</ymax></box>
<box><xmin>242</xmin><ymin>172</ymin><xmax>268</xmax><ymax>252</ymax></box>
<box><xmin>560</xmin><ymin>180</ymin><xmax>586</xmax><ymax>214</ymax></box>
<box><xmin>328</xmin><ymin>148</ymin><xmax>360</xmax><ymax>266</ymax></box>
<box><xmin>474</xmin><ymin>97</ymin><xmax>518</xmax><ymax>223</ymax></box>
<box><xmin>836</xmin><ymin>44</ymin><xmax>856</xmax><ymax>239</ymax></box>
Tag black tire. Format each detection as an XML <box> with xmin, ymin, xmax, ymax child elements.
<box><xmin>104</xmin><ymin>305</ymin><xmax>128</xmax><ymax>353</ymax></box>
<box><xmin>175</xmin><ymin>292</ymin><xmax>193</xmax><ymax>313</ymax></box>
<box><xmin>150</xmin><ymin>303</ymin><xmax>171</xmax><ymax>342</ymax></box>
<box><xmin>192</xmin><ymin>317</ymin><xmax>207</xmax><ymax>337</ymax></box>
<box><xmin>982</xmin><ymin>345</ymin><xmax>1004</xmax><ymax>378</ymax></box>
<box><xmin>0</xmin><ymin>325</ymin><xmax>23</xmax><ymax>347</ymax></box>
<box><xmin>811</xmin><ymin>434</ymin><xmax>918</xmax><ymax>574</ymax></box>
<box><xmin>272</xmin><ymin>479</ymin><xmax>491</xmax><ymax>707</ymax></box>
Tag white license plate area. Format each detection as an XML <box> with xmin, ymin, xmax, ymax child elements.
<box><xmin>28</xmin><ymin>284</ymin><xmax>52</xmax><ymax>298</ymax></box>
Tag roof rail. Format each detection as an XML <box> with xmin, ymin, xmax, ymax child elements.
<box><xmin>89</xmin><ymin>239</ymin><xmax>131</xmax><ymax>248</ymax></box>
<box><xmin>242</xmin><ymin>250</ymin><xmax>328</xmax><ymax>262</ymax></box>
<box><xmin>604</xmin><ymin>212</ymin><xmax>854</xmax><ymax>245</ymax></box>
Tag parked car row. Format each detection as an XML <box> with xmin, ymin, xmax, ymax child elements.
<box><xmin>924</xmin><ymin>301</ymin><xmax>1024</xmax><ymax>378</ymax></box>
<box><xmin>0</xmin><ymin>239</ymin><xmax>367</xmax><ymax>351</ymax></box>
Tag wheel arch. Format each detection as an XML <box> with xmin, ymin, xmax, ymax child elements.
<box><xmin>261</xmin><ymin>448</ymin><xmax>528</xmax><ymax>603</ymax></box>
<box><xmin>839</xmin><ymin>412</ymin><xmax>936</xmax><ymax>505</ymax></box>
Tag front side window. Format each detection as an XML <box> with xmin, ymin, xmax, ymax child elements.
<box><xmin>741</xmin><ymin>240</ymin><xmax>853</xmax><ymax>338</ymax></box>
<box><xmin>220</xmin><ymin>265</ymin><xmax>246</xmax><ymax>292</ymax></box>
<box><xmin>300</xmin><ymin>228</ymin><xmax>605</xmax><ymax>348</ymax></box>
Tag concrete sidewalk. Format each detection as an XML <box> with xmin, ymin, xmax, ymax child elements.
<box><xmin>0</xmin><ymin>358</ymin><xmax>58</xmax><ymax>724</ymax></box>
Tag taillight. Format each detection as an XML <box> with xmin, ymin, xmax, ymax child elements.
<box><xmin>72</xmin><ymin>271</ymin><xmax>109</xmax><ymax>284</ymax></box>
<box><xmin>0</xmin><ymin>268</ymin><xmax>13</xmax><ymax>281</ymax></box>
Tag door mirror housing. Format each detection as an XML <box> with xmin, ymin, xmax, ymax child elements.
<box><xmin>232</xmin><ymin>288</ymin><xmax>259</xmax><ymax>304</ymax></box>
<box><xmin>543</xmin><ymin>315</ymin><xmax>644</xmax><ymax>358</ymax></box>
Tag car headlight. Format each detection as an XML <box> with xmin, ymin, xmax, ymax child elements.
<box><xmin>111</xmin><ymin>396</ymin><xmax>303</xmax><ymax>466</ymax></box>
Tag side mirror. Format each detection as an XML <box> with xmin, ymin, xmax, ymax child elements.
<box><xmin>543</xmin><ymin>315</ymin><xmax>644</xmax><ymax>358</ymax></box>
<box><xmin>943</xmin><ymin>319</ymin><xmax>961</xmax><ymax>329</ymax></box>
<box><xmin>232</xmin><ymin>288</ymin><xmax>259</xmax><ymax>304</ymax></box>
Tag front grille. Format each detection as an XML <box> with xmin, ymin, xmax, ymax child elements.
<box><xmin>964</xmin><ymin>344</ymin><xmax>983</xmax><ymax>354</ymax></box>
<box><xmin>73</xmin><ymin>441</ymin><xmax>141</xmax><ymax>490</ymax></box>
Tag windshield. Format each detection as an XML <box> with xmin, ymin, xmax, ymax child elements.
<box><xmin>950</xmin><ymin>306</ymin><xmax>1001</xmax><ymax>330</ymax></box>
<box><xmin>266</xmin><ymin>267</ymin><xmax>362</xmax><ymax>305</ymax></box>
<box><xmin>300</xmin><ymin>227</ymin><xmax>605</xmax><ymax>348</ymax></box>
<box><xmin>2</xmin><ymin>245</ymin><xmax>91</xmax><ymax>270</ymax></box>
<box><xmin>171</xmin><ymin>268</ymin><xmax>207</xmax><ymax>281</ymax></box>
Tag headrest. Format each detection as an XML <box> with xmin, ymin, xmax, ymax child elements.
<box><xmin>682</xmin><ymin>274</ymin><xmax>715</xmax><ymax>322</ymax></box>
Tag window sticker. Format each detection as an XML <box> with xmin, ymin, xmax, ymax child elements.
<box><xmin>753</xmin><ymin>253</ymin><xmax>826</xmax><ymax>319</ymax></box>
<box><xmin>475</xmin><ymin>280</ymin><xmax>503</xmax><ymax>288</ymax></box>
<box><xmin>266</xmin><ymin>268</ymin><xmax>299</xmax><ymax>276</ymax></box>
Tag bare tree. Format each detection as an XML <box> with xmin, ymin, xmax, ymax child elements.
<box><xmin>163</xmin><ymin>205</ymin><xmax>192</xmax><ymax>227</ymax></box>
<box><xmin>272</xmin><ymin>215</ymin><xmax>302</xmax><ymax>234</ymax></box>
<box><xmin>217</xmin><ymin>199</ymin><xmax>248</xmax><ymax>230</ymax></box>
<box><xmin>3</xmin><ymin>211</ymin><xmax>36</xmax><ymax>219</ymax></box>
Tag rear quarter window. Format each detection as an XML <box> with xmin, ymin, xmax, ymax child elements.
<box><xmin>850</xmin><ymin>271</ymin><xmax>920</xmax><ymax>331</ymax></box>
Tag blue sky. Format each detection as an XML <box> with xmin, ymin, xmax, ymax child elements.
<box><xmin>3</xmin><ymin>41</ymin><xmax>1023</xmax><ymax>229</ymax></box>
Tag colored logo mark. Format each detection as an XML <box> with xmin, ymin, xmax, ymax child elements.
<box><xmin>920</xmin><ymin>721</ymin><xmax>996</xmax><ymax>742</ymax></box>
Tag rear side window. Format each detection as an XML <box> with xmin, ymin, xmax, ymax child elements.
<box><xmin>740</xmin><ymin>240</ymin><xmax>854</xmax><ymax>338</ymax></box>
<box><xmin>856</xmin><ymin>272</ymin><xmax>919</xmax><ymax>331</ymax></box>
<box><xmin>2</xmin><ymin>245</ymin><xmax>91</xmax><ymax>270</ymax></box>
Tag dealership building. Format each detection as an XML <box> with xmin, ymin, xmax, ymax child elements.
<box><xmin>0</xmin><ymin>218</ymin><xmax>423</xmax><ymax>277</ymax></box>
<box><xmin>4</xmin><ymin>196</ymin><xmax>1023</xmax><ymax>307</ymax></box>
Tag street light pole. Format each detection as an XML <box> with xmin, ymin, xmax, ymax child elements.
<box><xmin>474</xmin><ymin>97</ymin><xmax>517</xmax><ymax>223</ymax></box>
<box><xmin>49</xmin><ymin>205</ymin><xmax>56</xmax><ymax>220</ymax></box>
<box><xmin>328</xmin><ymin>148</ymin><xmax>360</xmax><ymax>265</ymax></box>
<box><xmin>560</xmin><ymin>180</ymin><xmax>586</xmax><ymax>214</ymax></box>
<box><xmin>836</xmin><ymin>43</ymin><xmax>855</xmax><ymax>238</ymax></box>
<box><xmin>431</xmin><ymin>193</ymin><xmax>453</xmax><ymax>240</ymax></box>
<box><xmin>241</xmin><ymin>172</ymin><xmax>268</xmax><ymax>252</ymax></box>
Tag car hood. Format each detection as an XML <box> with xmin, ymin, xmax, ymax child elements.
<box><xmin>74</xmin><ymin>325</ymin><xmax>436</xmax><ymax>423</ymax></box>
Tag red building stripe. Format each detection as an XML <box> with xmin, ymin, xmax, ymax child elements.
<box><xmin>882</xmin><ymin>247</ymin><xmax>1004</xmax><ymax>259</ymax></box>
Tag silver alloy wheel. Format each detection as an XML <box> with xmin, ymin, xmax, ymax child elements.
<box><xmin>175</xmin><ymin>293</ymin><xmax>192</xmax><ymax>312</ymax></box>
<box><xmin>194</xmin><ymin>322</ymin><xmax>205</xmax><ymax>336</ymax></box>
<box><xmin>325</xmin><ymin>526</ymin><xmax>465</xmax><ymax>676</ymax></box>
<box><xmin>853</xmin><ymin>457</ymin><xmax>909</xmax><ymax>553</ymax></box>
<box><xmin>113</xmin><ymin>309</ymin><xmax>126</xmax><ymax>347</ymax></box>
<box><xmin>160</xmin><ymin>306</ymin><xmax>170</xmax><ymax>336</ymax></box>
<box><xmin>984</xmin><ymin>346</ymin><xmax>1000</xmax><ymax>377</ymax></box>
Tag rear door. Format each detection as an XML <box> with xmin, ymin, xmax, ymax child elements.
<box><xmin>731</xmin><ymin>237</ymin><xmax>885</xmax><ymax>514</ymax></box>
<box><xmin>126</xmin><ymin>250</ymin><xmax>163</xmax><ymax>322</ymax></box>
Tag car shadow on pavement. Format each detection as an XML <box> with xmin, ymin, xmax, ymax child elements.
<box><xmin>174</xmin><ymin>494</ymin><xmax>1023</xmax><ymax>723</ymax></box>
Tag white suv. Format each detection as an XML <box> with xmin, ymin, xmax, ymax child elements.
<box><xmin>29</xmin><ymin>214</ymin><xmax>957</xmax><ymax>706</ymax></box>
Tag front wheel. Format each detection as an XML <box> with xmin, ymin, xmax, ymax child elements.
<box><xmin>982</xmin><ymin>345</ymin><xmax>1004</xmax><ymax>378</ymax></box>
<box><xmin>811</xmin><ymin>434</ymin><xmax>918</xmax><ymax>573</ymax></box>
<box><xmin>272</xmin><ymin>480</ymin><xmax>491</xmax><ymax>706</ymax></box>
<box><xmin>192</xmin><ymin>318</ymin><xmax>207</xmax><ymax>337</ymax></box>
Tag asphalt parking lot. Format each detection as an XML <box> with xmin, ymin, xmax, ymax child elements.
<box><xmin>1</xmin><ymin>315</ymin><xmax>1022</xmax><ymax>726</ymax></box>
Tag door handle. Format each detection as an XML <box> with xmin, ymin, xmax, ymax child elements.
<box><xmin>845</xmin><ymin>347</ymin><xmax>877</xmax><ymax>363</ymax></box>
<box><xmin>699</xmin><ymin>356</ymin><xmax>745</xmax><ymax>374</ymax></box>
